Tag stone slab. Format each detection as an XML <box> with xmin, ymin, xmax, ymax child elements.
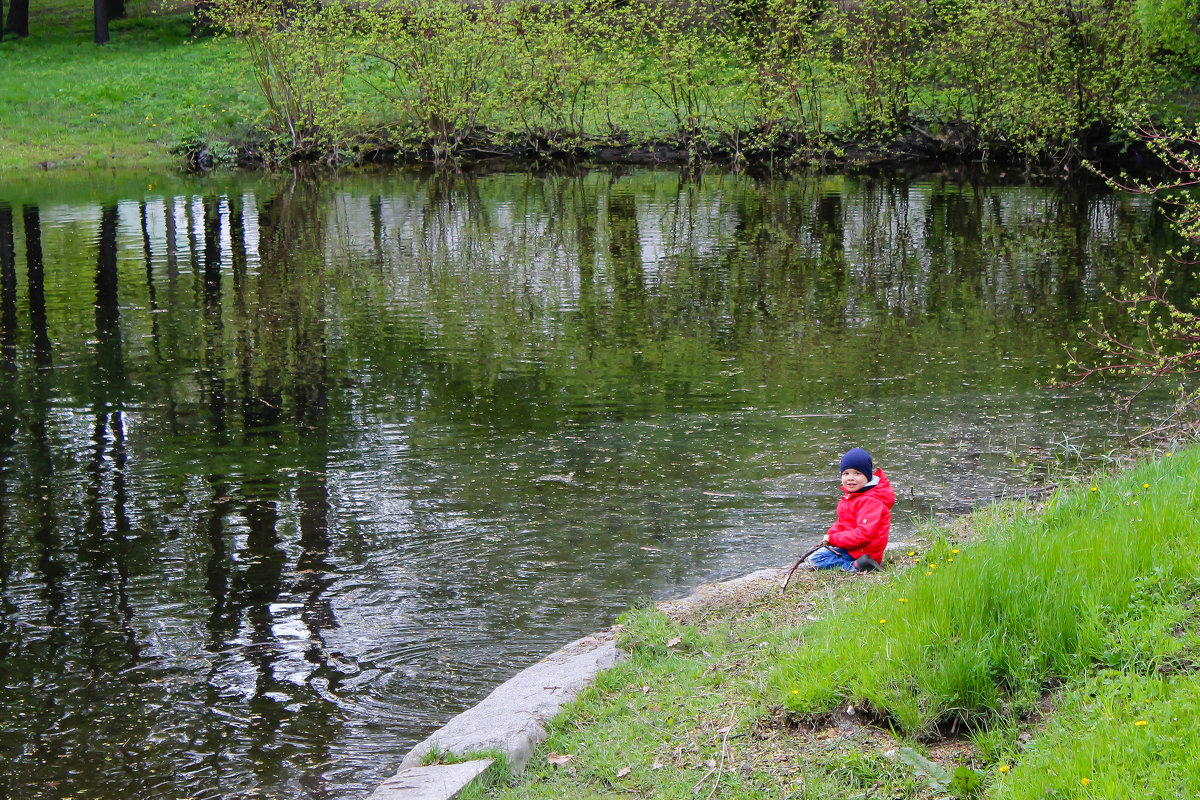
<box><xmin>657</xmin><ymin>567</ymin><xmax>786</xmax><ymax>620</ymax></box>
<box><xmin>367</xmin><ymin>759</ymin><xmax>492</xmax><ymax>800</ymax></box>
<box><xmin>396</xmin><ymin>630</ymin><xmax>622</xmax><ymax>775</ymax></box>
<box><xmin>367</xmin><ymin>558</ymin><xmax>898</xmax><ymax>799</ymax></box>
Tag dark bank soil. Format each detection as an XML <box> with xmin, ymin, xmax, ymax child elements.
<box><xmin>186</xmin><ymin>121</ymin><xmax>1155</xmax><ymax>177</ymax></box>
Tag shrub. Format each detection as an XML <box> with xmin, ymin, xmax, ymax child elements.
<box><xmin>935</xmin><ymin>0</ymin><xmax>1158</xmax><ymax>160</ymax></box>
<box><xmin>362</xmin><ymin>0</ymin><xmax>506</xmax><ymax>162</ymax></box>
<box><xmin>211</xmin><ymin>0</ymin><xmax>362</xmax><ymax>160</ymax></box>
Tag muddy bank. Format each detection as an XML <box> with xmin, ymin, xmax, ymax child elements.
<box><xmin>185</xmin><ymin>122</ymin><xmax>1152</xmax><ymax>176</ymax></box>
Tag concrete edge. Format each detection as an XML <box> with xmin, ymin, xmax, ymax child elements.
<box><xmin>367</xmin><ymin>758</ymin><xmax>493</xmax><ymax>800</ymax></box>
<box><xmin>366</xmin><ymin>553</ymin><xmax>914</xmax><ymax>799</ymax></box>
<box><xmin>397</xmin><ymin>629</ymin><xmax>623</xmax><ymax>775</ymax></box>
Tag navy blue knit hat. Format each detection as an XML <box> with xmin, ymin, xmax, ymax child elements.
<box><xmin>839</xmin><ymin>447</ymin><xmax>873</xmax><ymax>476</ymax></box>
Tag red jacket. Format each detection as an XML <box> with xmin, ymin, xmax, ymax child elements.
<box><xmin>827</xmin><ymin>470</ymin><xmax>894</xmax><ymax>563</ymax></box>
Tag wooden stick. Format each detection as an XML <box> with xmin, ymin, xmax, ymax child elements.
<box><xmin>780</xmin><ymin>542</ymin><xmax>827</xmax><ymax>594</ymax></box>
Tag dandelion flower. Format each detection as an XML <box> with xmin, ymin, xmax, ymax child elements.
<box><xmin>898</xmin><ymin>598</ymin><xmax>908</xmax><ymax>603</ymax></box>
<box><xmin>908</xmin><ymin>551</ymin><xmax>916</xmax><ymax>556</ymax></box>
<box><xmin>1090</xmin><ymin>486</ymin><xmax>1098</xmax><ymax>492</ymax></box>
<box><xmin>879</xmin><ymin>618</ymin><xmax>887</xmax><ymax>624</ymax></box>
<box><xmin>1167</xmin><ymin>452</ymin><xmax>1173</xmax><ymax>456</ymax></box>
<box><xmin>1135</xmin><ymin>720</ymin><xmax>1148</xmax><ymax>726</ymax></box>
<box><xmin>999</xmin><ymin>764</ymin><xmax>1010</xmax><ymax>773</ymax></box>
<box><xmin>1081</xmin><ymin>777</ymin><xmax>1091</xmax><ymax>786</ymax></box>
<box><xmin>1144</xmin><ymin>483</ymin><xmax>1150</xmax><ymax>489</ymax></box>
<box><xmin>791</xmin><ymin>689</ymin><xmax>799</xmax><ymax>695</ymax></box>
<box><xmin>951</xmin><ymin>548</ymin><xmax>959</xmax><ymax>554</ymax></box>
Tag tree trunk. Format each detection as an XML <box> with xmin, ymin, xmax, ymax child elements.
<box><xmin>5</xmin><ymin>0</ymin><xmax>30</xmax><ymax>37</ymax></box>
<box><xmin>94</xmin><ymin>0</ymin><xmax>110</xmax><ymax>44</ymax></box>
<box><xmin>106</xmin><ymin>0</ymin><xmax>125</xmax><ymax>20</ymax></box>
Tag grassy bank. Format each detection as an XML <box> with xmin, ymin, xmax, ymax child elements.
<box><xmin>473</xmin><ymin>446</ymin><xmax>1199</xmax><ymax>799</ymax></box>
<box><xmin>0</xmin><ymin>1</ymin><xmax>259</xmax><ymax>170</ymax></box>
<box><xmin>2</xmin><ymin>0</ymin><xmax>1198</xmax><ymax>172</ymax></box>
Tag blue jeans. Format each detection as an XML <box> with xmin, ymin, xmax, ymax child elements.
<box><xmin>805</xmin><ymin>545</ymin><xmax>856</xmax><ymax>571</ymax></box>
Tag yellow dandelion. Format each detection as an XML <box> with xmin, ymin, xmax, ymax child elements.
<box><xmin>879</xmin><ymin>618</ymin><xmax>887</xmax><ymax>624</ymax></box>
<box><xmin>931</xmin><ymin>563</ymin><xmax>939</xmax><ymax>569</ymax></box>
<box><xmin>1090</xmin><ymin>486</ymin><xmax>1098</xmax><ymax>492</ymax></box>
<box><xmin>908</xmin><ymin>551</ymin><xmax>916</xmax><ymax>556</ymax></box>
<box><xmin>1143</xmin><ymin>483</ymin><xmax>1150</xmax><ymax>489</ymax></box>
<box><xmin>951</xmin><ymin>548</ymin><xmax>959</xmax><ymax>554</ymax></box>
<box><xmin>948</xmin><ymin>558</ymin><xmax>955</xmax><ymax>562</ymax></box>
<box><xmin>1135</xmin><ymin>720</ymin><xmax>1148</xmax><ymax>726</ymax></box>
<box><xmin>999</xmin><ymin>764</ymin><xmax>1010</xmax><ymax>773</ymax></box>
<box><xmin>898</xmin><ymin>597</ymin><xmax>908</xmax><ymax>603</ymax></box>
<box><xmin>791</xmin><ymin>689</ymin><xmax>799</xmax><ymax>695</ymax></box>
<box><xmin>1167</xmin><ymin>452</ymin><xmax>1173</xmax><ymax>456</ymax></box>
<box><xmin>1081</xmin><ymin>777</ymin><xmax>1091</xmax><ymax>786</ymax></box>
<box><xmin>924</xmin><ymin>571</ymin><xmax>932</xmax><ymax>575</ymax></box>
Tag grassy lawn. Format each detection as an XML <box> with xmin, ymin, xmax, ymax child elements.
<box><xmin>478</xmin><ymin>447</ymin><xmax>1200</xmax><ymax>799</ymax></box>
<box><xmin>4</xmin><ymin>0</ymin><xmax>1191</xmax><ymax>172</ymax></box>
<box><xmin>0</xmin><ymin>0</ymin><xmax>259</xmax><ymax>170</ymax></box>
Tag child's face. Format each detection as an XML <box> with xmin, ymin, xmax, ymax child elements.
<box><xmin>840</xmin><ymin>468</ymin><xmax>868</xmax><ymax>492</ymax></box>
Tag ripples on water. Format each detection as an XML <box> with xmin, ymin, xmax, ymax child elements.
<box><xmin>0</xmin><ymin>168</ymin><xmax>1186</xmax><ymax>798</ymax></box>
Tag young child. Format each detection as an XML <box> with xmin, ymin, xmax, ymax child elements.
<box><xmin>805</xmin><ymin>447</ymin><xmax>894</xmax><ymax>572</ymax></box>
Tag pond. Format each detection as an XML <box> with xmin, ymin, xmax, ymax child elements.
<box><xmin>0</xmin><ymin>166</ymin><xmax>1184</xmax><ymax>799</ymax></box>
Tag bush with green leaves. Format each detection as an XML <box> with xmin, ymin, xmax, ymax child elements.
<box><xmin>624</xmin><ymin>0</ymin><xmax>732</xmax><ymax>141</ymax></box>
<box><xmin>829</xmin><ymin>0</ymin><xmax>936</xmax><ymax>136</ymax></box>
<box><xmin>1136</xmin><ymin>0</ymin><xmax>1200</xmax><ymax>66</ymax></box>
<box><xmin>929</xmin><ymin>0</ymin><xmax>1157</xmax><ymax>158</ymax></box>
<box><xmin>209</xmin><ymin>0</ymin><xmax>362</xmax><ymax>161</ymax></box>
<box><xmin>207</xmin><ymin>0</ymin><xmax>1175</xmax><ymax>165</ymax></box>
<box><xmin>494</xmin><ymin>0</ymin><xmax>630</xmax><ymax>148</ymax></box>
<box><xmin>362</xmin><ymin>0</ymin><xmax>506</xmax><ymax>161</ymax></box>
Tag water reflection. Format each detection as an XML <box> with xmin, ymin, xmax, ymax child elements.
<box><xmin>0</xmin><ymin>168</ymin><xmax>1186</xmax><ymax>799</ymax></box>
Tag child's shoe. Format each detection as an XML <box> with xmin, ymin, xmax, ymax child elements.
<box><xmin>852</xmin><ymin>554</ymin><xmax>880</xmax><ymax>573</ymax></box>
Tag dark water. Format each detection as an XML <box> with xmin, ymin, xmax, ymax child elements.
<box><xmin>0</xmin><ymin>167</ymin><xmax>1184</xmax><ymax>799</ymax></box>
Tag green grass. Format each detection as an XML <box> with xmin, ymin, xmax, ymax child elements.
<box><xmin>485</xmin><ymin>575</ymin><xmax>934</xmax><ymax>799</ymax></box>
<box><xmin>991</xmin><ymin>670</ymin><xmax>1200</xmax><ymax>799</ymax></box>
<box><xmin>772</xmin><ymin>449</ymin><xmax>1200</xmax><ymax>738</ymax></box>
<box><xmin>481</xmin><ymin>445</ymin><xmax>1200</xmax><ymax>799</ymax></box>
<box><xmin>0</xmin><ymin>0</ymin><xmax>260</xmax><ymax>170</ymax></box>
<box><xmin>3</xmin><ymin>0</ymin><xmax>1194</xmax><ymax>171</ymax></box>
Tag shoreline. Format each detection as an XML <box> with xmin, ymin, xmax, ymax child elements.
<box><xmin>365</xmin><ymin>544</ymin><xmax>917</xmax><ymax>800</ymax></box>
<box><xmin>183</xmin><ymin>124</ymin><xmax>1152</xmax><ymax>178</ymax></box>
<box><xmin>363</xmin><ymin>567</ymin><xmax>785</xmax><ymax>800</ymax></box>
